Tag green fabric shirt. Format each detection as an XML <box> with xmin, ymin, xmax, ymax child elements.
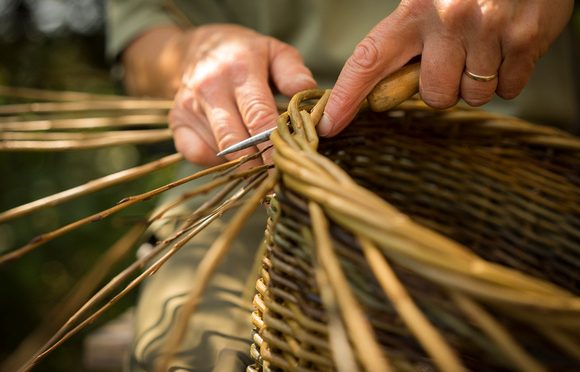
<box><xmin>106</xmin><ymin>0</ymin><xmax>398</xmax><ymax>85</ymax></box>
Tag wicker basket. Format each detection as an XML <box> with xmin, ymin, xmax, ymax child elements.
<box><xmin>249</xmin><ymin>92</ymin><xmax>580</xmax><ymax>372</ymax></box>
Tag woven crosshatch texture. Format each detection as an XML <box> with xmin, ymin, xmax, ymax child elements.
<box><xmin>249</xmin><ymin>92</ymin><xmax>580</xmax><ymax>372</ymax></box>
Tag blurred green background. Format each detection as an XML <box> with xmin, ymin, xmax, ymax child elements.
<box><xmin>0</xmin><ymin>1</ymin><xmax>579</xmax><ymax>372</ymax></box>
<box><xmin>0</xmin><ymin>1</ymin><xmax>175</xmax><ymax>371</ymax></box>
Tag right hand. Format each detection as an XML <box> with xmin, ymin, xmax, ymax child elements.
<box><xmin>169</xmin><ymin>24</ymin><xmax>317</xmax><ymax>165</ymax></box>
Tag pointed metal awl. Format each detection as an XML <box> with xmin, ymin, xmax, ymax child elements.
<box><xmin>216</xmin><ymin>126</ymin><xmax>277</xmax><ymax>157</ymax></box>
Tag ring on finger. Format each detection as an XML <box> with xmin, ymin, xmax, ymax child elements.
<box><xmin>464</xmin><ymin>69</ymin><xmax>498</xmax><ymax>82</ymax></box>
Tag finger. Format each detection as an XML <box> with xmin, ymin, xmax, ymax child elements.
<box><xmin>268</xmin><ymin>38</ymin><xmax>317</xmax><ymax>96</ymax></box>
<box><xmin>460</xmin><ymin>39</ymin><xmax>501</xmax><ymax>106</ymax></box>
<box><xmin>172</xmin><ymin>125</ymin><xmax>220</xmax><ymax>165</ymax></box>
<box><xmin>234</xmin><ymin>77</ymin><xmax>279</xmax><ymax>136</ymax></box>
<box><xmin>199</xmin><ymin>81</ymin><xmax>264</xmax><ymax>165</ymax></box>
<box><xmin>495</xmin><ymin>3</ymin><xmax>552</xmax><ymax>100</ymax></box>
<box><xmin>496</xmin><ymin>50</ymin><xmax>536</xmax><ymax>100</ymax></box>
<box><xmin>319</xmin><ymin>8</ymin><xmax>422</xmax><ymax>137</ymax></box>
<box><xmin>229</xmin><ymin>51</ymin><xmax>278</xmax><ymax>165</ymax></box>
<box><xmin>169</xmin><ymin>105</ymin><xmax>219</xmax><ymax>165</ymax></box>
<box><xmin>419</xmin><ymin>35</ymin><xmax>465</xmax><ymax>109</ymax></box>
<box><xmin>172</xmin><ymin>88</ymin><xmax>218</xmax><ymax>146</ymax></box>
<box><xmin>233</xmin><ymin>77</ymin><xmax>280</xmax><ymax>164</ymax></box>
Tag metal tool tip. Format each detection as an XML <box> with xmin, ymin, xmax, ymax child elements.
<box><xmin>216</xmin><ymin>149</ymin><xmax>229</xmax><ymax>157</ymax></box>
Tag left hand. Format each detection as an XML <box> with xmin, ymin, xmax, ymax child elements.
<box><xmin>318</xmin><ymin>0</ymin><xmax>574</xmax><ymax>136</ymax></box>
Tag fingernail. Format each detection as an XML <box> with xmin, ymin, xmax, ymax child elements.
<box><xmin>318</xmin><ymin>113</ymin><xmax>332</xmax><ymax>136</ymax></box>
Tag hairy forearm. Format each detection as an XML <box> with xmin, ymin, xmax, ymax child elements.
<box><xmin>122</xmin><ymin>25</ymin><xmax>186</xmax><ymax>99</ymax></box>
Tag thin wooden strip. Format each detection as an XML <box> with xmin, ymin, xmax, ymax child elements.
<box><xmin>521</xmin><ymin>135</ymin><xmax>580</xmax><ymax>150</ymax></box>
<box><xmin>359</xmin><ymin>236</ymin><xmax>464</xmax><ymax>372</ymax></box>
<box><xmin>0</xmin><ymin>114</ymin><xmax>168</xmax><ymax>131</ymax></box>
<box><xmin>156</xmin><ymin>171</ymin><xmax>277</xmax><ymax>372</ymax></box>
<box><xmin>0</xmin><ymin>100</ymin><xmax>173</xmax><ymax>114</ymax></box>
<box><xmin>0</xmin><ymin>129</ymin><xmax>172</xmax><ymax>151</ymax></box>
<box><xmin>534</xmin><ymin>326</ymin><xmax>580</xmax><ymax>361</ymax></box>
<box><xmin>24</xmin><ymin>206</ymin><xmax>222</xmax><ymax>371</ymax></box>
<box><xmin>22</xmin><ymin>173</ymin><xmax>263</xmax><ymax>370</ymax></box>
<box><xmin>0</xmin><ymin>156</ymin><xmax>260</xmax><ymax>265</ymax></box>
<box><xmin>0</xmin><ymin>85</ymin><xmax>126</xmax><ymax>101</ymax></box>
<box><xmin>450</xmin><ymin>291</ymin><xmax>545</xmax><ymax>372</ymax></box>
<box><xmin>0</xmin><ymin>152</ymin><xmax>183</xmax><ymax>224</ymax></box>
<box><xmin>314</xmin><ymin>261</ymin><xmax>360</xmax><ymax>372</ymax></box>
<box><xmin>2</xmin><ymin>223</ymin><xmax>146</xmax><ymax>371</ymax></box>
<box><xmin>1</xmin><ymin>129</ymin><xmax>168</xmax><ymax>140</ymax></box>
<box><xmin>281</xmin><ymin>166</ymin><xmax>570</xmax><ymax>297</ymax></box>
<box><xmin>309</xmin><ymin>201</ymin><xmax>392</xmax><ymax>372</ymax></box>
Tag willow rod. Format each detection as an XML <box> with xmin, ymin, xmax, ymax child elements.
<box><xmin>0</xmin><ymin>99</ymin><xmax>172</xmax><ymax>115</ymax></box>
<box><xmin>0</xmin><ymin>114</ymin><xmax>168</xmax><ymax>131</ymax></box>
<box><xmin>0</xmin><ymin>85</ymin><xmax>125</xmax><ymax>101</ymax></box>
<box><xmin>22</xmin><ymin>171</ymin><xmax>266</xmax><ymax>370</ymax></box>
<box><xmin>1</xmin><ymin>130</ymin><xmax>170</xmax><ymax>141</ymax></box>
<box><xmin>156</xmin><ymin>171</ymin><xmax>277</xmax><ymax>372</ymax></box>
<box><xmin>0</xmin><ymin>153</ymin><xmax>183</xmax><ymax>224</ymax></box>
<box><xmin>2</xmin><ymin>224</ymin><xmax>146</xmax><ymax>372</ymax></box>
<box><xmin>0</xmin><ymin>129</ymin><xmax>172</xmax><ymax>151</ymax></box>
<box><xmin>360</xmin><ymin>236</ymin><xmax>464</xmax><ymax>372</ymax></box>
<box><xmin>309</xmin><ymin>201</ymin><xmax>392</xmax><ymax>372</ymax></box>
<box><xmin>0</xmin><ymin>155</ymin><xmax>259</xmax><ymax>265</ymax></box>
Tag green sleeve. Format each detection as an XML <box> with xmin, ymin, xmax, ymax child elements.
<box><xmin>105</xmin><ymin>0</ymin><xmax>180</xmax><ymax>61</ymax></box>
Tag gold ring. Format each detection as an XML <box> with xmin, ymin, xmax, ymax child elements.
<box><xmin>464</xmin><ymin>70</ymin><xmax>498</xmax><ymax>82</ymax></box>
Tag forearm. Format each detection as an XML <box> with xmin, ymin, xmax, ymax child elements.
<box><xmin>122</xmin><ymin>25</ymin><xmax>186</xmax><ymax>98</ymax></box>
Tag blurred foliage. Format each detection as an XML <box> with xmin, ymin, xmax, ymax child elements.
<box><xmin>0</xmin><ymin>0</ymin><xmax>115</xmax><ymax>93</ymax></box>
<box><xmin>0</xmin><ymin>1</ymin><xmax>176</xmax><ymax>371</ymax></box>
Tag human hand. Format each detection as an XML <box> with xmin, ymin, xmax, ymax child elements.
<box><xmin>318</xmin><ymin>0</ymin><xmax>574</xmax><ymax>136</ymax></box>
<box><xmin>169</xmin><ymin>24</ymin><xmax>317</xmax><ymax>165</ymax></box>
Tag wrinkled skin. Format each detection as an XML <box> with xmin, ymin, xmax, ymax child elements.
<box><xmin>123</xmin><ymin>1</ymin><xmax>574</xmax><ymax>165</ymax></box>
<box><xmin>318</xmin><ymin>0</ymin><xmax>574</xmax><ymax>135</ymax></box>
<box><xmin>170</xmin><ymin>25</ymin><xmax>317</xmax><ymax>165</ymax></box>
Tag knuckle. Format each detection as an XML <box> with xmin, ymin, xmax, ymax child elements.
<box><xmin>174</xmin><ymin>89</ymin><xmax>194</xmax><ymax>111</ymax></box>
<box><xmin>211</xmin><ymin>111</ymin><xmax>235</xmax><ymax>146</ymax></box>
<box><xmin>242</xmin><ymin>98</ymin><xmax>275</xmax><ymax>131</ymax></box>
<box><xmin>348</xmin><ymin>36</ymin><xmax>383</xmax><ymax>73</ymax></box>
<box><xmin>479</xmin><ymin>13</ymin><xmax>503</xmax><ymax>35</ymax></box>
<box><xmin>463</xmin><ymin>91</ymin><xmax>493</xmax><ymax>107</ymax></box>
<box><xmin>437</xmin><ymin>0</ymin><xmax>475</xmax><ymax>30</ymax></box>
<box><xmin>505</xmin><ymin>24</ymin><xmax>540</xmax><ymax>56</ymax></box>
<box><xmin>190</xmin><ymin>69</ymin><xmax>220</xmax><ymax>98</ymax></box>
<box><xmin>227</xmin><ymin>57</ymin><xmax>251</xmax><ymax>85</ymax></box>
<box><xmin>421</xmin><ymin>86</ymin><xmax>459</xmax><ymax>109</ymax></box>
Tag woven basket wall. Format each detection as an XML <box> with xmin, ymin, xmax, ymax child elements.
<box><xmin>249</xmin><ymin>96</ymin><xmax>580</xmax><ymax>372</ymax></box>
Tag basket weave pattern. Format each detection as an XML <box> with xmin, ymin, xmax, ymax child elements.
<box><xmin>250</xmin><ymin>93</ymin><xmax>580</xmax><ymax>371</ymax></box>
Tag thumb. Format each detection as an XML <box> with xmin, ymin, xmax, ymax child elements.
<box><xmin>318</xmin><ymin>9</ymin><xmax>421</xmax><ymax>137</ymax></box>
<box><xmin>268</xmin><ymin>38</ymin><xmax>317</xmax><ymax>96</ymax></box>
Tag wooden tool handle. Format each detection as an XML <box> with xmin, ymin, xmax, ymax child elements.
<box><xmin>367</xmin><ymin>62</ymin><xmax>420</xmax><ymax>112</ymax></box>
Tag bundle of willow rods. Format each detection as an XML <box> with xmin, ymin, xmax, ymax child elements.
<box><xmin>2</xmin><ymin>85</ymin><xmax>579</xmax><ymax>371</ymax></box>
<box><xmin>250</xmin><ymin>90</ymin><xmax>580</xmax><ymax>371</ymax></box>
